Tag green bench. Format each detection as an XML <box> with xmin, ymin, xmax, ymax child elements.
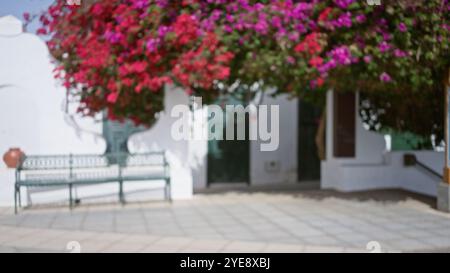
<box><xmin>14</xmin><ymin>152</ymin><xmax>170</xmax><ymax>214</ymax></box>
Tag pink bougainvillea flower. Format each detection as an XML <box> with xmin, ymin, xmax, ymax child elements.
<box><xmin>394</xmin><ymin>49</ymin><xmax>408</xmax><ymax>58</ymax></box>
<box><xmin>23</xmin><ymin>12</ymin><xmax>30</xmax><ymax>21</ymax></box>
<box><xmin>309</xmin><ymin>56</ymin><xmax>324</xmax><ymax>68</ymax></box>
<box><xmin>173</xmin><ymin>13</ymin><xmax>199</xmax><ymax>46</ymax></box>
<box><xmin>107</xmin><ymin>92</ymin><xmax>119</xmax><ymax>104</ymax></box>
<box><xmin>355</xmin><ymin>14</ymin><xmax>366</xmax><ymax>23</ymax></box>
<box><xmin>363</xmin><ymin>55</ymin><xmax>372</xmax><ymax>63</ymax></box>
<box><xmin>380</xmin><ymin>72</ymin><xmax>392</xmax><ymax>82</ymax></box>
<box><xmin>334</xmin><ymin>0</ymin><xmax>354</xmax><ymax>9</ymax></box>
<box><xmin>318</xmin><ymin>8</ymin><xmax>333</xmax><ymax>22</ymax></box>
<box><xmin>329</xmin><ymin>46</ymin><xmax>353</xmax><ymax>65</ymax></box>
<box><xmin>36</xmin><ymin>28</ymin><xmax>47</xmax><ymax>35</ymax></box>
<box><xmin>378</xmin><ymin>41</ymin><xmax>391</xmax><ymax>53</ymax></box>
<box><xmin>286</xmin><ymin>56</ymin><xmax>296</xmax><ymax>64</ymax></box>
<box><xmin>295</xmin><ymin>33</ymin><xmax>322</xmax><ymax>55</ymax></box>
<box><xmin>316</xmin><ymin>77</ymin><xmax>325</xmax><ymax>87</ymax></box>
<box><xmin>398</xmin><ymin>23</ymin><xmax>407</xmax><ymax>32</ymax></box>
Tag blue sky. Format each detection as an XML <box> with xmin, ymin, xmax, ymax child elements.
<box><xmin>0</xmin><ymin>0</ymin><xmax>54</xmax><ymax>33</ymax></box>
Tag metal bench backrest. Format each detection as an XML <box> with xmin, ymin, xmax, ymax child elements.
<box><xmin>18</xmin><ymin>152</ymin><xmax>167</xmax><ymax>171</ymax></box>
<box><xmin>122</xmin><ymin>152</ymin><xmax>166</xmax><ymax>166</ymax></box>
<box><xmin>18</xmin><ymin>154</ymin><xmax>109</xmax><ymax>171</ymax></box>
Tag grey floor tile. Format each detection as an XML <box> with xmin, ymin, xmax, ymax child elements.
<box><xmin>389</xmin><ymin>238</ymin><xmax>434</xmax><ymax>251</ymax></box>
<box><xmin>1</xmin><ymin>189</ymin><xmax>449</xmax><ymax>252</ymax></box>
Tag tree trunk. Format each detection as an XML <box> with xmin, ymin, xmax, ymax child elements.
<box><xmin>315</xmin><ymin>108</ymin><xmax>326</xmax><ymax>161</ymax></box>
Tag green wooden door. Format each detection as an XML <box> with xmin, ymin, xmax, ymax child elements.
<box><xmin>207</xmin><ymin>97</ymin><xmax>250</xmax><ymax>185</ymax></box>
<box><xmin>298</xmin><ymin>100</ymin><xmax>322</xmax><ymax>181</ymax></box>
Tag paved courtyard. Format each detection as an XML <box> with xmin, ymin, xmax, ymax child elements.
<box><xmin>0</xmin><ymin>187</ymin><xmax>450</xmax><ymax>253</ymax></box>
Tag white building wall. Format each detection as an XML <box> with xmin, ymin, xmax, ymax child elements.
<box><xmin>0</xmin><ymin>16</ymin><xmax>194</xmax><ymax>206</ymax></box>
<box><xmin>128</xmin><ymin>87</ymin><xmax>194</xmax><ymax>199</ymax></box>
<box><xmin>250</xmin><ymin>92</ymin><xmax>298</xmax><ymax>185</ymax></box>
<box><xmin>0</xmin><ymin>16</ymin><xmax>104</xmax><ymax>206</ymax></box>
<box><xmin>191</xmin><ymin>91</ymin><xmax>299</xmax><ymax>189</ymax></box>
<box><xmin>321</xmin><ymin>90</ymin><xmax>443</xmax><ymax>197</ymax></box>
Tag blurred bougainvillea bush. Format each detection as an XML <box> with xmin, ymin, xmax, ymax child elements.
<box><xmin>33</xmin><ymin>0</ymin><xmax>234</xmax><ymax>125</ymax></box>
<box><xmin>32</xmin><ymin>0</ymin><xmax>449</xmax><ymax>128</ymax></box>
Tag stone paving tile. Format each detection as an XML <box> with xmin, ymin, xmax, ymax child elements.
<box><xmin>190</xmin><ymin>234</ymin><xmax>225</xmax><ymax>240</ymax></box>
<box><xmin>401</xmin><ymin>229</ymin><xmax>438</xmax><ymax>239</ymax></box>
<box><xmin>364</xmin><ymin>230</ymin><xmax>404</xmax><ymax>241</ymax></box>
<box><xmin>220</xmin><ymin>241</ymin><xmax>267</xmax><ymax>253</ymax></box>
<box><xmin>222</xmin><ymin>232</ymin><xmax>259</xmax><ymax>241</ymax></box>
<box><xmin>141</xmin><ymin>236</ymin><xmax>194</xmax><ymax>253</ymax></box>
<box><xmin>178</xmin><ymin>239</ymin><xmax>229</xmax><ymax>253</ymax></box>
<box><xmin>19</xmin><ymin>215</ymin><xmax>54</xmax><ymax>228</ymax></box>
<box><xmin>261</xmin><ymin>243</ymin><xmax>304</xmax><ymax>253</ymax></box>
<box><xmin>2</xmin><ymin>235</ymin><xmax>51</xmax><ymax>249</ymax></box>
<box><xmin>253</xmin><ymin>228</ymin><xmax>291</xmax><ymax>238</ymax></box>
<box><xmin>51</xmin><ymin>218</ymin><xmax>83</xmax><ymax>230</ymax></box>
<box><xmin>33</xmin><ymin>237</ymin><xmax>77</xmax><ymax>252</ymax></box>
<box><xmin>76</xmin><ymin>240</ymin><xmax>116</xmax><ymax>253</ymax></box>
<box><xmin>0</xmin><ymin>216</ymin><xmax>24</xmax><ymax>226</ymax></box>
<box><xmin>288</xmin><ymin>227</ymin><xmax>325</xmax><ymax>237</ymax></box>
<box><xmin>303</xmin><ymin>245</ymin><xmax>347</xmax><ymax>253</ymax></box>
<box><xmin>0</xmin><ymin>245</ymin><xmax>59</xmax><ymax>253</ymax></box>
<box><xmin>0</xmin><ymin>233</ymin><xmax>23</xmax><ymax>244</ymax></box>
<box><xmin>56</xmin><ymin>230</ymin><xmax>100</xmax><ymax>241</ymax></box>
<box><xmin>320</xmin><ymin>225</ymin><xmax>354</xmax><ymax>235</ymax></box>
<box><xmin>1</xmin><ymin>189</ymin><xmax>450</xmax><ymax>252</ymax></box>
<box><xmin>352</xmin><ymin>223</ymin><xmax>392</xmax><ymax>232</ymax></box>
<box><xmin>307</xmin><ymin>218</ymin><xmax>342</xmax><ymax>228</ymax></box>
<box><xmin>82</xmin><ymin>223</ymin><xmax>114</xmax><ymax>232</ymax></box>
<box><xmin>267</xmin><ymin>237</ymin><xmax>305</xmax><ymax>245</ymax></box>
<box><xmin>405</xmin><ymin>221</ymin><xmax>442</xmax><ymax>230</ymax></box>
<box><xmin>0</xmin><ymin>227</ymin><xmax>95</xmax><ymax>252</ymax></box>
<box><xmin>208</xmin><ymin>220</ymin><xmax>240</xmax><ymax>227</ymax></box>
<box><xmin>431</xmin><ymin>228</ymin><xmax>450</xmax><ymax>237</ymax></box>
<box><xmin>0</xmin><ymin>227</ymin><xmax>41</xmax><ymax>241</ymax></box>
<box><xmin>118</xmin><ymin>234</ymin><xmax>161</xmax><ymax>243</ymax></box>
<box><xmin>115</xmin><ymin>224</ymin><xmax>148</xmax><ymax>234</ymax></box>
<box><xmin>419</xmin><ymin>236</ymin><xmax>450</xmax><ymax>249</ymax></box>
<box><xmin>100</xmin><ymin>241</ymin><xmax>150</xmax><ymax>253</ymax></box>
<box><xmin>90</xmin><ymin>232</ymin><xmax>129</xmax><ymax>241</ymax></box>
<box><xmin>0</xmin><ymin>245</ymin><xmax>27</xmax><ymax>253</ymax></box>
<box><xmin>382</xmin><ymin>222</ymin><xmax>411</xmax><ymax>231</ymax></box>
<box><xmin>300</xmin><ymin>235</ymin><xmax>342</xmax><ymax>246</ymax></box>
<box><xmin>215</xmin><ymin>225</ymin><xmax>251</xmax><ymax>233</ymax></box>
<box><xmin>333</xmin><ymin>233</ymin><xmax>374</xmax><ymax>247</ymax></box>
<box><xmin>178</xmin><ymin>221</ymin><xmax>213</xmax><ymax>229</ymax></box>
<box><xmin>184</xmin><ymin>231</ymin><xmax>220</xmax><ymax>238</ymax></box>
<box><xmin>388</xmin><ymin>238</ymin><xmax>435</xmax><ymax>251</ymax></box>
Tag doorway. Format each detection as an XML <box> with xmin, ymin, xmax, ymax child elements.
<box><xmin>298</xmin><ymin>100</ymin><xmax>322</xmax><ymax>181</ymax></box>
<box><xmin>207</xmin><ymin>96</ymin><xmax>250</xmax><ymax>186</ymax></box>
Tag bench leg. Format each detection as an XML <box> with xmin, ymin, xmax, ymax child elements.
<box><xmin>14</xmin><ymin>186</ymin><xmax>18</xmax><ymax>215</ymax></box>
<box><xmin>18</xmin><ymin>187</ymin><xmax>22</xmax><ymax>208</ymax></box>
<box><xmin>165</xmin><ymin>179</ymin><xmax>172</xmax><ymax>202</ymax></box>
<box><xmin>69</xmin><ymin>184</ymin><xmax>73</xmax><ymax>210</ymax></box>
<box><xmin>119</xmin><ymin>180</ymin><xmax>125</xmax><ymax>205</ymax></box>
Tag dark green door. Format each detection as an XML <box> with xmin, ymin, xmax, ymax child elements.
<box><xmin>207</xmin><ymin>97</ymin><xmax>250</xmax><ymax>185</ymax></box>
<box><xmin>298</xmin><ymin>100</ymin><xmax>322</xmax><ymax>181</ymax></box>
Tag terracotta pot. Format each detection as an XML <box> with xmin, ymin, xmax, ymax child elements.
<box><xmin>3</xmin><ymin>148</ymin><xmax>25</xmax><ymax>168</ymax></box>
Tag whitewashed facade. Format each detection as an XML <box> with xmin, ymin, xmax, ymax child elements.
<box><xmin>322</xmin><ymin>91</ymin><xmax>443</xmax><ymax>197</ymax></box>
<box><xmin>0</xmin><ymin>15</ymin><xmax>442</xmax><ymax>207</ymax></box>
